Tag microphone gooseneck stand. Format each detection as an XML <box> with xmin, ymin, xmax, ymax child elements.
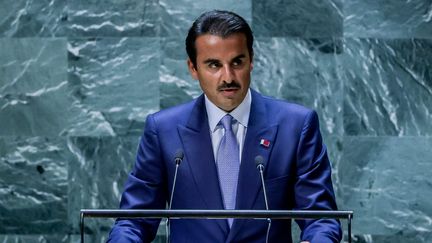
<box><xmin>166</xmin><ymin>149</ymin><xmax>183</xmax><ymax>243</ymax></box>
<box><xmin>255</xmin><ymin>155</ymin><xmax>271</xmax><ymax>243</ymax></box>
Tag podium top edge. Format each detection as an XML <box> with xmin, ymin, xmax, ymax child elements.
<box><xmin>80</xmin><ymin>209</ymin><xmax>353</xmax><ymax>219</ymax></box>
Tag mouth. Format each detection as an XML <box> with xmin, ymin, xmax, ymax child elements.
<box><xmin>217</xmin><ymin>81</ymin><xmax>241</xmax><ymax>98</ymax></box>
<box><xmin>219</xmin><ymin>87</ymin><xmax>240</xmax><ymax>96</ymax></box>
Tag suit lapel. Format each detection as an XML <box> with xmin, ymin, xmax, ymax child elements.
<box><xmin>177</xmin><ymin>95</ymin><xmax>229</xmax><ymax>233</ymax></box>
<box><xmin>228</xmin><ymin>90</ymin><xmax>278</xmax><ymax>242</ymax></box>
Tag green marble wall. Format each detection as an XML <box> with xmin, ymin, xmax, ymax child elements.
<box><xmin>0</xmin><ymin>0</ymin><xmax>431</xmax><ymax>242</ymax></box>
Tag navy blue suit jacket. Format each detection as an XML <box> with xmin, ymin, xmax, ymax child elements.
<box><xmin>108</xmin><ymin>90</ymin><xmax>342</xmax><ymax>243</ymax></box>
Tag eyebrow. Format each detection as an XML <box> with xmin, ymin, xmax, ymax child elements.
<box><xmin>203</xmin><ymin>58</ymin><xmax>220</xmax><ymax>64</ymax></box>
<box><xmin>203</xmin><ymin>54</ymin><xmax>247</xmax><ymax>64</ymax></box>
<box><xmin>232</xmin><ymin>54</ymin><xmax>246</xmax><ymax>61</ymax></box>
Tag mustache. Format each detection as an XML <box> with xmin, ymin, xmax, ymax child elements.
<box><xmin>217</xmin><ymin>81</ymin><xmax>241</xmax><ymax>91</ymax></box>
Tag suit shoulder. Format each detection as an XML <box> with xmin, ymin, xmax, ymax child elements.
<box><xmin>142</xmin><ymin>98</ymin><xmax>199</xmax><ymax>134</ymax></box>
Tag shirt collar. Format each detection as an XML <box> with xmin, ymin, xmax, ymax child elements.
<box><xmin>205</xmin><ymin>89</ymin><xmax>252</xmax><ymax>132</ymax></box>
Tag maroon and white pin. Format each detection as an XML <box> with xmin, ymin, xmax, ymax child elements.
<box><xmin>260</xmin><ymin>139</ymin><xmax>270</xmax><ymax>148</ymax></box>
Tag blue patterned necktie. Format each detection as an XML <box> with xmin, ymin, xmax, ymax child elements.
<box><xmin>216</xmin><ymin>114</ymin><xmax>240</xmax><ymax>227</ymax></box>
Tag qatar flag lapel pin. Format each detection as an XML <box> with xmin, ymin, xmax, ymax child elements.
<box><xmin>260</xmin><ymin>139</ymin><xmax>270</xmax><ymax>148</ymax></box>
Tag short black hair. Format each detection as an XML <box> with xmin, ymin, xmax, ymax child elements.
<box><xmin>185</xmin><ymin>10</ymin><xmax>254</xmax><ymax>68</ymax></box>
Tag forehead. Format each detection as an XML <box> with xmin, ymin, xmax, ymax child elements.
<box><xmin>194</xmin><ymin>33</ymin><xmax>249</xmax><ymax>60</ymax></box>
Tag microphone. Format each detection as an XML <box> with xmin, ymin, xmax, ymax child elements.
<box><xmin>166</xmin><ymin>149</ymin><xmax>184</xmax><ymax>243</ymax></box>
<box><xmin>255</xmin><ymin>156</ymin><xmax>269</xmax><ymax>210</ymax></box>
<box><xmin>255</xmin><ymin>155</ymin><xmax>271</xmax><ymax>243</ymax></box>
<box><xmin>169</xmin><ymin>149</ymin><xmax>184</xmax><ymax>209</ymax></box>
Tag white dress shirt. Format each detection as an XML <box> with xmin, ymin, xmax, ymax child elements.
<box><xmin>204</xmin><ymin>89</ymin><xmax>252</xmax><ymax>163</ymax></box>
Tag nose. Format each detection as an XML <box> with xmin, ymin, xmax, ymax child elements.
<box><xmin>221</xmin><ymin>65</ymin><xmax>235</xmax><ymax>83</ymax></box>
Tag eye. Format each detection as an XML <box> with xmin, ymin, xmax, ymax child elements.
<box><xmin>232</xmin><ymin>58</ymin><xmax>244</xmax><ymax>67</ymax></box>
<box><xmin>208</xmin><ymin>62</ymin><xmax>221</xmax><ymax>69</ymax></box>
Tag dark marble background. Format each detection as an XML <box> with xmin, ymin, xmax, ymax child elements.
<box><xmin>1</xmin><ymin>0</ymin><xmax>431</xmax><ymax>242</ymax></box>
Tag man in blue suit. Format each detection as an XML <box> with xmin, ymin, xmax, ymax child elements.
<box><xmin>108</xmin><ymin>10</ymin><xmax>342</xmax><ymax>243</ymax></box>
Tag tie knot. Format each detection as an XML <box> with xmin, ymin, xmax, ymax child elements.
<box><xmin>220</xmin><ymin>114</ymin><xmax>234</xmax><ymax>131</ymax></box>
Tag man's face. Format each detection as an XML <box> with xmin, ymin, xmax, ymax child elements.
<box><xmin>187</xmin><ymin>33</ymin><xmax>253</xmax><ymax>112</ymax></box>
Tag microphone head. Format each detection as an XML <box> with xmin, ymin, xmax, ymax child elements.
<box><xmin>255</xmin><ymin>155</ymin><xmax>264</xmax><ymax>169</ymax></box>
<box><xmin>174</xmin><ymin>149</ymin><xmax>184</xmax><ymax>165</ymax></box>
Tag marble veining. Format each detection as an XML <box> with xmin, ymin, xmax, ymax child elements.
<box><xmin>0</xmin><ymin>38</ymin><xmax>69</xmax><ymax>136</ymax></box>
<box><xmin>338</xmin><ymin>137</ymin><xmax>432</xmax><ymax>242</ymax></box>
<box><xmin>253</xmin><ymin>38</ymin><xmax>343</xmax><ymax>136</ymax></box>
<box><xmin>0</xmin><ymin>0</ymin><xmax>66</xmax><ymax>37</ymax></box>
<box><xmin>65</xmin><ymin>0</ymin><xmax>159</xmax><ymax>37</ymax></box>
<box><xmin>66</xmin><ymin>37</ymin><xmax>160</xmax><ymax>136</ymax></box>
<box><xmin>253</xmin><ymin>0</ymin><xmax>343</xmax><ymax>37</ymax></box>
<box><xmin>0</xmin><ymin>137</ymin><xmax>68</xmax><ymax>234</ymax></box>
<box><xmin>344</xmin><ymin>0</ymin><xmax>432</xmax><ymax>38</ymax></box>
<box><xmin>341</xmin><ymin>38</ymin><xmax>432</xmax><ymax>136</ymax></box>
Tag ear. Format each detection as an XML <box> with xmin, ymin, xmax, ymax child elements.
<box><xmin>187</xmin><ymin>58</ymin><xmax>199</xmax><ymax>80</ymax></box>
<box><xmin>249</xmin><ymin>53</ymin><xmax>254</xmax><ymax>71</ymax></box>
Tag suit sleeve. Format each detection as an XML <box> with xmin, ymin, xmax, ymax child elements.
<box><xmin>107</xmin><ymin>114</ymin><xmax>167</xmax><ymax>243</ymax></box>
<box><xmin>294</xmin><ymin>110</ymin><xmax>342</xmax><ymax>243</ymax></box>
